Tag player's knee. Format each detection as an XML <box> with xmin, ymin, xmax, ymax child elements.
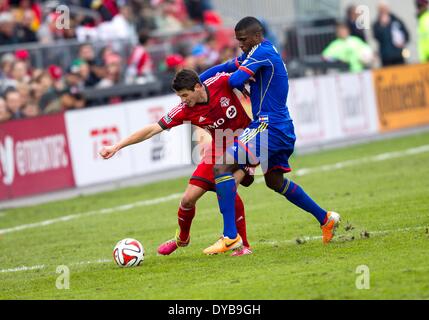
<box><xmin>180</xmin><ymin>196</ymin><xmax>196</xmax><ymax>209</ymax></box>
<box><xmin>213</xmin><ymin>164</ymin><xmax>230</xmax><ymax>177</ymax></box>
<box><xmin>265</xmin><ymin>179</ymin><xmax>282</xmax><ymax>192</ymax></box>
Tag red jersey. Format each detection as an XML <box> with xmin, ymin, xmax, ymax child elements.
<box><xmin>158</xmin><ymin>73</ymin><xmax>250</xmax><ymax>135</ymax></box>
<box><xmin>158</xmin><ymin>73</ymin><xmax>251</xmax><ymax>162</ymax></box>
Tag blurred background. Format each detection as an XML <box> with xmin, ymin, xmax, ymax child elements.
<box><xmin>1</xmin><ymin>0</ymin><xmax>429</xmax><ymax>203</ymax></box>
<box><xmin>0</xmin><ymin>0</ymin><xmax>427</xmax><ymax>116</ymax></box>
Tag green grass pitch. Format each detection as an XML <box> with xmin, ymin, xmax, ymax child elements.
<box><xmin>1</xmin><ymin>131</ymin><xmax>428</xmax><ymax>300</ymax></box>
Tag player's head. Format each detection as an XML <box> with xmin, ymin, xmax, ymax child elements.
<box><xmin>234</xmin><ymin>16</ymin><xmax>264</xmax><ymax>54</ymax></box>
<box><xmin>336</xmin><ymin>21</ymin><xmax>350</xmax><ymax>39</ymax></box>
<box><xmin>172</xmin><ymin>69</ymin><xmax>206</xmax><ymax>107</ymax></box>
<box><xmin>416</xmin><ymin>0</ymin><xmax>428</xmax><ymax>13</ymax></box>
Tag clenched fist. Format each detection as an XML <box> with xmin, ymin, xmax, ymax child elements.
<box><xmin>99</xmin><ymin>145</ymin><xmax>119</xmax><ymax>159</ymax></box>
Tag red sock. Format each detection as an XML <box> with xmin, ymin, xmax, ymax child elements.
<box><xmin>235</xmin><ymin>194</ymin><xmax>250</xmax><ymax>247</ymax></box>
<box><xmin>178</xmin><ymin>204</ymin><xmax>195</xmax><ymax>242</ymax></box>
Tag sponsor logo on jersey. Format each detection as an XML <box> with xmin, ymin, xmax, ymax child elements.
<box><xmin>163</xmin><ymin>115</ymin><xmax>173</xmax><ymax>124</ymax></box>
<box><xmin>220</xmin><ymin>97</ymin><xmax>230</xmax><ymax>108</ymax></box>
<box><xmin>199</xmin><ymin>116</ymin><xmax>206</xmax><ymax>123</ymax></box>
<box><xmin>204</xmin><ymin>118</ymin><xmax>226</xmax><ymax>130</ymax></box>
<box><xmin>226</xmin><ymin>106</ymin><xmax>237</xmax><ymax>119</ymax></box>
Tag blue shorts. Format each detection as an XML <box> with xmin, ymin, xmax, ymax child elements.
<box><xmin>228</xmin><ymin>120</ymin><xmax>296</xmax><ymax>174</ymax></box>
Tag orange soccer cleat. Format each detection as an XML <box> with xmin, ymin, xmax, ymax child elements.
<box><xmin>203</xmin><ymin>235</ymin><xmax>243</xmax><ymax>255</ymax></box>
<box><xmin>321</xmin><ymin>211</ymin><xmax>341</xmax><ymax>244</ymax></box>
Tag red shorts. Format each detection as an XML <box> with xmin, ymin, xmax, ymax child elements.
<box><xmin>189</xmin><ymin>162</ymin><xmax>216</xmax><ymax>192</ymax></box>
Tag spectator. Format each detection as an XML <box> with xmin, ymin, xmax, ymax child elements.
<box><xmin>10</xmin><ymin>59</ymin><xmax>30</xmax><ymax>85</ymax></box>
<box><xmin>135</xmin><ymin>4</ymin><xmax>157</xmax><ymax>33</ymax></box>
<box><xmin>11</xmin><ymin>0</ymin><xmax>42</xmax><ymax>32</ymax></box>
<box><xmin>160</xmin><ymin>0</ymin><xmax>190</xmax><ymax>26</ymax></box>
<box><xmin>96</xmin><ymin>52</ymin><xmax>122</xmax><ymax>88</ymax></box>
<box><xmin>416</xmin><ymin>0</ymin><xmax>429</xmax><ymax>62</ymax></box>
<box><xmin>37</xmin><ymin>69</ymin><xmax>62</xmax><ymax>112</ymax></box>
<box><xmin>29</xmin><ymin>78</ymin><xmax>43</xmax><ymax>105</ymax></box>
<box><xmin>322</xmin><ymin>22</ymin><xmax>374</xmax><ymax>72</ymax></box>
<box><xmin>91</xmin><ymin>0</ymin><xmax>119</xmax><ymax>22</ymax></box>
<box><xmin>43</xmin><ymin>86</ymin><xmax>86</xmax><ymax>115</ymax></box>
<box><xmin>0</xmin><ymin>52</ymin><xmax>14</xmax><ymax>76</ymax></box>
<box><xmin>373</xmin><ymin>1</ymin><xmax>410</xmax><ymax>66</ymax></box>
<box><xmin>165</xmin><ymin>53</ymin><xmax>186</xmax><ymax>73</ymax></box>
<box><xmin>14</xmin><ymin>49</ymin><xmax>33</xmax><ymax>75</ymax></box>
<box><xmin>346</xmin><ymin>5</ymin><xmax>367</xmax><ymax>42</ymax></box>
<box><xmin>21</xmin><ymin>99</ymin><xmax>40</xmax><ymax>118</ymax></box>
<box><xmin>15</xmin><ymin>9</ymin><xmax>38</xmax><ymax>42</ymax></box>
<box><xmin>64</xmin><ymin>61</ymin><xmax>85</xmax><ymax>93</ymax></box>
<box><xmin>4</xmin><ymin>88</ymin><xmax>24</xmax><ymax>119</ymax></box>
<box><xmin>76</xmin><ymin>16</ymin><xmax>99</xmax><ymax>42</ymax></box>
<box><xmin>0</xmin><ymin>53</ymin><xmax>16</xmax><ymax>93</ymax></box>
<box><xmin>125</xmin><ymin>30</ymin><xmax>153</xmax><ymax>84</ymax></box>
<box><xmin>184</xmin><ymin>0</ymin><xmax>212</xmax><ymax>25</ymax></box>
<box><xmin>154</xmin><ymin>1</ymin><xmax>184</xmax><ymax>33</ymax></box>
<box><xmin>16</xmin><ymin>82</ymin><xmax>30</xmax><ymax>106</ymax></box>
<box><xmin>190</xmin><ymin>33</ymin><xmax>219</xmax><ymax>72</ymax></box>
<box><xmin>0</xmin><ymin>96</ymin><xmax>11</xmax><ymax>123</ymax></box>
<box><xmin>47</xmin><ymin>64</ymin><xmax>64</xmax><ymax>91</ymax></box>
<box><xmin>0</xmin><ymin>12</ymin><xmax>19</xmax><ymax>45</ymax></box>
<box><xmin>78</xmin><ymin>44</ymin><xmax>102</xmax><ymax>86</ymax></box>
<box><xmin>37</xmin><ymin>9</ymin><xmax>64</xmax><ymax>43</ymax></box>
<box><xmin>97</xmin><ymin>5</ymin><xmax>137</xmax><ymax>42</ymax></box>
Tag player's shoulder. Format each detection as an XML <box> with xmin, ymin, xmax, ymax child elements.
<box><xmin>167</xmin><ymin>102</ymin><xmax>187</xmax><ymax>117</ymax></box>
<box><xmin>247</xmin><ymin>40</ymin><xmax>276</xmax><ymax>60</ymax></box>
<box><xmin>203</xmin><ymin>72</ymin><xmax>231</xmax><ymax>87</ymax></box>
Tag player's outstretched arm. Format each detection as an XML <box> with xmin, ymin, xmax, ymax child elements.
<box><xmin>199</xmin><ymin>59</ymin><xmax>239</xmax><ymax>82</ymax></box>
<box><xmin>99</xmin><ymin>123</ymin><xmax>163</xmax><ymax>159</ymax></box>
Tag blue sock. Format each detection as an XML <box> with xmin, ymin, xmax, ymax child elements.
<box><xmin>215</xmin><ymin>173</ymin><xmax>238</xmax><ymax>239</ymax></box>
<box><xmin>277</xmin><ymin>179</ymin><xmax>327</xmax><ymax>225</ymax></box>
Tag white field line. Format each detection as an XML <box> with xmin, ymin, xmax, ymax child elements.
<box><xmin>0</xmin><ymin>258</ymin><xmax>112</xmax><ymax>274</ymax></box>
<box><xmin>1</xmin><ymin>144</ymin><xmax>428</xmax><ymax>236</ymax></box>
<box><xmin>255</xmin><ymin>144</ymin><xmax>429</xmax><ymax>184</ymax></box>
<box><xmin>0</xmin><ymin>193</ymin><xmax>182</xmax><ymax>235</ymax></box>
<box><xmin>0</xmin><ymin>265</ymin><xmax>45</xmax><ymax>273</ymax></box>
<box><xmin>1</xmin><ymin>226</ymin><xmax>427</xmax><ymax>274</ymax></box>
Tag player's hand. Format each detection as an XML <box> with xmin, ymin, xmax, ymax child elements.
<box><xmin>99</xmin><ymin>145</ymin><xmax>119</xmax><ymax>160</ymax></box>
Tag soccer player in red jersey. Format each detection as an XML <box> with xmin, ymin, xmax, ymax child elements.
<box><xmin>100</xmin><ymin>69</ymin><xmax>253</xmax><ymax>256</ymax></box>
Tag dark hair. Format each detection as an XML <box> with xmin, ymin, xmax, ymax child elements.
<box><xmin>172</xmin><ymin>69</ymin><xmax>202</xmax><ymax>92</ymax></box>
<box><xmin>235</xmin><ymin>16</ymin><xmax>263</xmax><ymax>32</ymax></box>
<box><xmin>3</xmin><ymin>87</ymin><xmax>18</xmax><ymax>99</ymax></box>
<box><xmin>138</xmin><ymin>30</ymin><xmax>150</xmax><ymax>45</ymax></box>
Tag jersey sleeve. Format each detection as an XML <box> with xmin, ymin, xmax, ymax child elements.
<box><xmin>199</xmin><ymin>52</ymin><xmax>247</xmax><ymax>82</ymax></box>
<box><xmin>228</xmin><ymin>45</ymin><xmax>271</xmax><ymax>89</ymax></box>
<box><xmin>158</xmin><ymin>104</ymin><xmax>187</xmax><ymax>130</ymax></box>
<box><xmin>238</xmin><ymin>45</ymin><xmax>271</xmax><ymax>76</ymax></box>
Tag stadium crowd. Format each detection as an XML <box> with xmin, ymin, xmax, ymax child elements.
<box><xmin>0</xmin><ymin>0</ymin><xmax>238</xmax><ymax>123</ymax></box>
<box><xmin>0</xmin><ymin>0</ymin><xmax>429</xmax><ymax>124</ymax></box>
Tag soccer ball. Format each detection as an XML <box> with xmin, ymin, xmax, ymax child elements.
<box><xmin>113</xmin><ymin>238</ymin><xmax>144</xmax><ymax>267</ymax></box>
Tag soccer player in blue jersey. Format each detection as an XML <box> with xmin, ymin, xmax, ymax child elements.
<box><xmin>199</xmin><ymin>17</ymin><xmax>341</xmax><ymax>254</ymax></box>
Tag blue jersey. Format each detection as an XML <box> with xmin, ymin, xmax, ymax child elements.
<box><xmin>201</xmin><ymin>40</ymin><xmax>292</xmax><ymax>125</ymax></box>
<box><xmin>200</xmin><ymin>40</ymin><xmax>296</xmax><ymax>173</ymax></box>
